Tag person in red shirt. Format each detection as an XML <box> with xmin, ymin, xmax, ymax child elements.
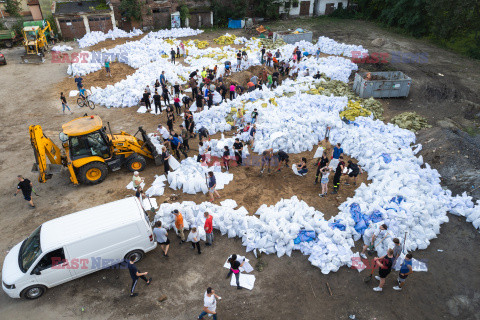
<box><xmin>204</xmin><ymin>211</ymin><xmax>213</xmax><ymax>246</ymax></box>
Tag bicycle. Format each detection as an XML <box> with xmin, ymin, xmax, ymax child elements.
<box><xmin>77</xmin><ymin>96</ymin><xmax>96</xmax><ymax>110</ymax></box>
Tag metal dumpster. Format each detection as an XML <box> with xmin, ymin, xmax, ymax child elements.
<box><xmin>353</xmin><ymin>71</ymin><xmax>411</xmax><ymax>98</ymax></box>
<box><xmin>273</xmin><ymin>31</ymin><xmax>313</xmax><ymax>44</ymax></box>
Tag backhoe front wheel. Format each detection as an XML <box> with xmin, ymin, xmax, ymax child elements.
<box><xmin>78</xmin><ymin>162</ymin><xmax>108</xmax><ymax>185</ymax></box>
<box><xmin>126</xmin><ymin>155</ymin><xmax>147</xmax><ymax>172</ymax></box>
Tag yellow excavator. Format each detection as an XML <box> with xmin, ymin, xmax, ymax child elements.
<box><xmin>21</xmin><ymin>20</ymin><xmax>54</xmax><ymax>64</ymax></box>
<box><xmin>29</xmin><ymin>115</ymin><xmax>162</xmax><ymax>185</ymax></box>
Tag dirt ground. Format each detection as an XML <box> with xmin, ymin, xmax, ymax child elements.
<box><xmin>0</xmin><ymin>19</ymin><xmax>479</xmax><ymax>320</ymax></box>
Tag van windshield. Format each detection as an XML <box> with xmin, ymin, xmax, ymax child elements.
<box><xmin>18</xmin><ymin>226</ymin><xmax>42</xmax><ymax>273</ymax></box>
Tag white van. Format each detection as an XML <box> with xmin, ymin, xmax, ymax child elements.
<box><xmin>2</xmin><ymin>197</ymin><xmax>156</xmax><ymax>299</ymax></box>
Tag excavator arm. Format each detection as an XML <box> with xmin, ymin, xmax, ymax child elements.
<box><xmin>29</xmin><ymin>125</ymin><xmax>64</xmax><ymax>183</ymax></box>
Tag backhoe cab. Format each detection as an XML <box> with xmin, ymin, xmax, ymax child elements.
<box><xmin>30</xmin><ymin>115</ymin><xmax>162</xmax><ymax>185</ymax></box>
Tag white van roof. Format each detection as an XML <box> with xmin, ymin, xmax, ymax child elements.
<box><xmin>40</xmin><ymin>197</ymin><xmax>145</xmax><ymax>251</ymax></box>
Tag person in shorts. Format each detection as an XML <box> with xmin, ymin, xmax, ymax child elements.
<box><xmin>345</xmin><ymin>160</ymin><xmax>361</xmax><ymax>185</ymax></box>
<box><xmin>104</xmin><ymin>59</ymin><xmax>111</xmax><ymax>77</ymax></box>
<box><xmin>208</xmin><ymin>171</ymin><xmax>220</xmax><ymax>202</ymax></box>
<box><xmin>276</xmin><ymin>150</ymin><xmax>289</xmax><ymax>171</ymax></box>
<box><xmin>260</xmin><ymin>148</ymin><xmax>273</xmax><ymax>174</ymax></box>
<box><xmin>361</xmin><ymin>223</ymin><xmax>389</xmax><ymax>259</ymax></box>
<box><xmin>319</xmin><ymin>166</ymin><xmax>332</xmax><ymax>197</ymax></box>
<box><xmin>394</xmin><ymin>253</ymin><xmax>413</xmax><ymax>291</ymax></box>
<box><xmin>373</xmin><ymin>248</ymin><xmax>394</xmax><ymax>292</ymax></box>
<box><xmin>153</xmin><ymin>221</ymin><xmax>170</xmax><ymax>257</ymax></box>
<box><xmin>15</xmin><ymin>175</ymin><xmax>35</xmax><ymax>208</ymax></box>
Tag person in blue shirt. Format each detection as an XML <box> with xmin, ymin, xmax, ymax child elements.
<box><xmin>332</xmin><ymin>143</ymin><xmax>343</xmax><ymax>159</ymax></box>
<box><xmin>79</xmin><ymin>85</ymin><xmax>87</xmax><ymax>101</ymax></box>
<box><xmin>393</xmin><ymin>253</ymin><xmax>413</xmax><ymax>291</ymax></box>
<box><xmin>74</xmin><ymin>75</ymin><xmax>83</xmax><ymax>90</ymax></box>
<box><xmin>208</xmin><ymin>171</ymin><xmax>220</xmax><ymax>202</ymax></box>
<box><xmin>159</xmin><ymin>71</ymin><xmax>166</xmax><ymax>87</ymax></box>
<box><xmin>166</xmin><ymin>135</ymin><xmax>181</xmax><ymax>159</ymax></box>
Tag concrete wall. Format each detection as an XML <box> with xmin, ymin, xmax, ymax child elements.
<box><xmin>314</xmin><ymin>0</ymin><xmax>348</xmax><ymax>15</ymax></box>
<box><xmin>279</xmin><ymin>0</ymin><xmax>314</xmax><ymax>16</ymax></box>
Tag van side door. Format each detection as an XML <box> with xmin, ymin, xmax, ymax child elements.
<box><xmin>29</xmin><ymin>248</ymin><xmax>73</xmax><ymax>287</ymax></box>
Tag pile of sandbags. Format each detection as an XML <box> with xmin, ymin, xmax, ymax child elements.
<box><xmin>391</xmin><ymin>112</ymin><xmax>432</xmax><ymax>132</ymax></box>
<box><xmin>51</xmin><ymin>45</ymin><xmax>73</xmax><ymax>52</ymax></box>
<box><xmin>78</xmin><ymin>28</ymin><xmax>143</xmax><ymax>48</ymax></box>
<box><xmin>315</xmin><ymin>36</ymin><xmax>368</xmax><ymax>57</ymax></box>
<box><xmin>167</xmin><ymin>157</ymin><xmax>234</xmax><ymax>194</ymax></box>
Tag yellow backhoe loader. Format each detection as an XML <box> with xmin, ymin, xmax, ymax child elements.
<box><xmin>21</xmin><ymin>20</ymin><xmax>54</xmax><ymax>64</ymax></box>
<box><xmin>30</xmin><ymin>115</ymin><xmax>162</xmax><ymax>185</ymax></box>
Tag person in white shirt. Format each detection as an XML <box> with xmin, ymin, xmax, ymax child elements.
<box><xmin>157</xmin><ymin>124</ymin><xmax>170</xmax><ymax>140</ymax></box>
<box><xmin>188</xmin><ymin>227</ymin><xmax>201</xmax><ymax>254</ymax></box>
<box><xmin>361</xmin><ymin>223</ymin><xmax>390</xmax><ymax>259</ymax></box>
<box><xmin>198</xmin><ymin>287</ymin><xmax>220</xmax><ymax>320</ymax></box>
<box><xmin>132</xmin><ymin>171</ymin><xmax>144</xmax><ymax>189</ymax></box>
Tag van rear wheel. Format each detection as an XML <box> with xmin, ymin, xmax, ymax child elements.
<box><xmin>124</xmin><ymin>250</ymin><xmax>144</xmax><ymax>263</ymax></box>
<box><xmin>21</xmin><ymin>285</ymin><xmax>46</xmax><ymax>299</ymax></box>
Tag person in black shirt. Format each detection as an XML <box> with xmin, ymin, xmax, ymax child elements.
<box><xmin>314</xmin><ymin>152</ymin><xmax>330</xmax><ymax>184</ymax></box>
<box><xmin>226</xmin><ymin>254</ymin><xmax>244</xmax><ymax>289</ymax></box>
<box><xmin>276</xmin><ymin>150</ymin><xmax>289</xmax><ymax>171</ymax></box>
<box><xmin>272</xmin><ymin>71</ymin><xmax>280</xmax><ymax>88</ymax></box>
<box><xmin>196</xmin><ymin>94</ymin><xmax>204</xmax><ymax>112</ymax></box>
<box><xmin>170</xmin><ymin>48</ymin><xmax>176</xmax><ymax>64</ymax></box>
<box><xmin>161</xmin><ymin>146</ymin><xmax>171</xmax><ymax>173</ymax></box>
<box><xmin>172</xmin><ymin>82</ymin><xmax>182</xmax><ymax>96</ymax></box>
<box><xmin>16</xmin><ymin>175</ymin><xmax>35</xmax><ymax>208</ymax></box>
<box><xmin>233</xmin><ymin>138</ymin><xmax>243</xmax><ymax>165</ymax></box>
<box><xmin>313</xmin><ymin>71</ymin><xmax>321</xmax><ymax>79</ymax></box>
<box><xmin>236</xmin><ymin>85</ymin><xmax>245</xmax><ymax>96</ymax></box>
<box><xmin>143</xmin><ymin>89</ymin><xmax>151</xmax><ymax>112</ymax></box>
<box><xmin>198</xmin><ymin>127</ymin><xmax>209</xmax><ymax>142</ymax></box>
<box><xmin>127</xmin><ymin>255</ymin><xmax>151</xmax><ymax>297</ymax></box>
<box><xmin>60</xmin><ymin>92</ymin><xmax>72</xmax><ymax>114</ymax></box>
<box><xmin>153</xmin><ymin>90</ymin><xmax>162</xmax><ymax>114</ymax></box>
<box><xmin>182</xmin><ymin>95</ymin><xmax>192</xmax><ymax>109</ymax></box>
<box><xmin>162</xmin><ymin>86</ymin><xmax>170</xmax><ymax>108</ymax></box>
<box><xmin>189</xmin><ymin>70</ymin><xmax>198</xmax><ymax>79</ymax></box>
<box><xmin>332</xmin><ymin>156</ymin><xmax>345</xmax><ymax>194</ymax></box>
<box><xmin>135</xmin><ymin>185</ymin><xmax>145</xmax><ymax>201</ymax></box>
<box><xmin>236</xmin><ymin>50</ymin><xmax>242</xmax><ymax>71</ymax></box>
<box><xmin>346</xmin><ymin>160</ymin><xmax>361</xmax><ymax>185</ymax></box>
<box><xmin>260</xmin><ymin>46</ymin><xmax>266</xmax><ymax>64</ymax></box>
<box><xmin>219</xmin><ymin>82</ymin><xmax>227</xmax><ymax>103</ymax></box>
<box><xmin>373</xmin><ymin>248</ymin><xmax>394</xmax><ymax>292</ymax></box>
<box><xmin>222</xmin><ymin>146</ymin><xmax>230</xmax><ymax>170</ymax></box>
<box><xmin>207</xmin><ymin>90</ymin><xmax>213</xmax><ymax>109</ymax></box>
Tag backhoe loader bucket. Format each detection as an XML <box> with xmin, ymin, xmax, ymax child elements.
<box><xmin>21</xmin><ymin>54</ymin><xmax>45</xmax><ymax>64</ymax></box>
<box><xmin>138</xmin><ymin>126</ymin><xmax>163</xmax><ymax>165</ymax></box>
<box><xmin>32</xmin><ymin>163</ymin><xmax>62</xmax><ymax>180</ymax></box>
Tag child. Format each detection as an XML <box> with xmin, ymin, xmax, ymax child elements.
<box><xmin>319</xmin><ymin>166</ymin><xmax>331</xmax><ymax>197</ymax></box>
<box><xmin>188</xmin><ymin>227</ymin><xmax>201</xmax><ymax>254</ymax></box>
<box><xmin>60</xmin><ymin>92</ymin><xmax>72</xmax><ymax>114</ymax></box>
<box><xmin>222</xmin><ymin>146</ymin><xmax>230</xmax><ymax>171</ymax></box>
<box><xmin>174</xmin><ymin>94</ymin><xmax>181</xmax><ymax>115</ymax></box>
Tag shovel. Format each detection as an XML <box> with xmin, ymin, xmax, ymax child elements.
<box><xmin>146</xmin><ymin>196</ymin><xmax>156</xmax><ymax>214</ymax></box>
<box><xmin>363</xmin><ymin>260</ymin><xmax>376</xmax><ymax>283</ymax></box>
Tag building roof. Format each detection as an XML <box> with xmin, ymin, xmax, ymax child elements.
<box><xmin>40</xmin><ymin>197</ymin><xmax>145</xmax><ymax>251</ymax></box>
<box><xmin>54</xmin><ymin>0</ymin><xmax>110</xmax><ymax>15</ymax></box>
<box><xmin>62</xmin><ymin>115</ymin><xmax>103</xmax><ymax>136</ymax></box>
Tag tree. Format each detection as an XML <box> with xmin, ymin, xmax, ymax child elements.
<box><xmin>5</xmin><ymin>0</ymin><xmax>22</xmax><ymax>17</ymax></box>
<box><xmin>254</xmin><ymin>0</ymin><xmax>280</xmax><ymax>20</ymax></box>
<box><xmin>119</xmin><ymin>0</ymin><xmax>143</xmax><ymax>22</ymax></box>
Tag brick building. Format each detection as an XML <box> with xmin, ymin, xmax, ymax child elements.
<box><xmin>109</xmin><ymin>0</ymin><xmax>213</xmax><ymax>31</ymax></box>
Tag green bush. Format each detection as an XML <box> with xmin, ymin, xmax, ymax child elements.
<box><xmin>5</xmin><ymin>0</ymin><xmax>22</xmax><ymax>17</ymax></box>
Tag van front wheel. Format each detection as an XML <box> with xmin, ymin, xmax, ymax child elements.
<box><xmin>124</xmin><ymin>250</ymin><xmax>144</xmax><ymax>263</ymax></box>
<box><xmin>21</xmin><ymin>285</ymin><xmax>46</xmax><ymax>299</ymax></box>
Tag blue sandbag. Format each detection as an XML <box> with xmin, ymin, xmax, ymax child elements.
<box><xmin>303</xmin><ymin>51</ymin><xmax>309</xmax><ymax>56</ymax></box>
<box><xmin>381</xmin><ymin>153</ymin><xmax>392</xmax><ymax>163</ymax></box>
<box><xmin>354</xmin><ymin>219</ymin><xmax>367</xmax><ymax>234</ymax></box>
<box><xmin>390</xmin><ymin>195</ymin><xmax>405</xmax><ymax>205</ymax></box>
<box><xmin>294</xmin><ymin>230</ymin><xmax>316</xmax><ymax>244</ymax></box>
<box><xmin>329</xmin><ymin>220</ymin><xmax>346</xmax><ymax>231</ymax></box>
<box><xmin>350</xmin><ymin>203</ymin><xmax>362</xmax><ymax>222</ymax></box>
<box><xmin>368</xmin><ymin>210</ymin><xmax>383</xmax><ymax>223</ymax></box>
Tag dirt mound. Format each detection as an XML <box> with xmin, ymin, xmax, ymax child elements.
<box><xmin>223</xmin><ymin>65</ymin><xmax>278</xmax><ymax>86</ymax></box>
<box><xmin>54</xmin><ymin>62</ymin><xmax>136</xmax><ymax>96</ymax></box>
